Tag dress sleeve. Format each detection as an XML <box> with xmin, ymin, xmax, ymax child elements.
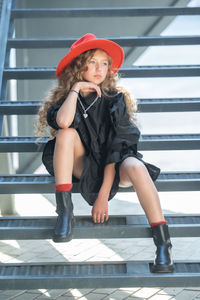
<box><xmin>105</xmin><ymin>93</ymin><xmax>161</xmax><ymax>181</ymax></box>
<box><xmin>47</xmin><ymin>104</ymin><xmax>62</xmax><ymax>130</ymax></box>
<box><xmin>47</xmin><ymin>104</ymin><xmax>81</xmax><ymax>130</ymax></box>
<box><xmin>105</xmin><ymin>93</ymin><xmax>140</xmax><ymax>165</ymax></box>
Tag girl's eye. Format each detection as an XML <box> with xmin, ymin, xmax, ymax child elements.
<box><xmin>103</xmin><ymin>62</ymin><xmax>108</xmax><ymax>66</ymax></box>
<box><xmin>90</xmin><ymin>60</ymin><xmax>95</xmax><ymax>64</ymax></box>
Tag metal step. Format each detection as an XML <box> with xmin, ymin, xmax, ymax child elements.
<box><xmin>0</xmin><ymin>101</ymin><xmax>41</xmax><ymax>114</ymax></box>
<box><xmin>4</xmin><ymin>66</ymin><xmax>200</xmax><ymax>79</ymax></box>
<box><xmin>139</xmin><ymin>134</ymin><xmax>200</xmax><ymax>151</ymax></box>
<box><xmin>0</xmin><ymin>136</ymin><xmax>47</xmax><ymax>152</ymax></box>
<box><xmin>0</xmin><ymin>260</ymin><xmax>200</xmax><ymax>289</ymax></box>
<box><xmin>7</xmin><ymin>36</ymin><xmax>200</xmax><ymax>48</ymax></box>
<box><xmin>11</xmin><ymin>7</ymin><xmax>200</xmax><ymax>18</ymax></box>
<box><xmin>1</xmin><ymin>98</ymin><xmax>200</xmax><ymax>114</ymax></box>
<box><xmin>137</xmin><ymin>98</ymin><xmax>200</xmax><ymax>112</ymax></box>
<box><xmin>1</xmin><ymin>134</ymin><xmax>200</xmax><ymax>152</ymax></box>
<box><xmin>0</xmin><ymin>172</ymin><xmax>199</xmax><ymax>194</ymax></box>
<box><xmin>0</xmin><ymin>214</ymin><xmax>199</xmax><ymax>240</ymax></box>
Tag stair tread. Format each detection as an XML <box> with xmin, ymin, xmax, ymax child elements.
<box><xmin>1</xmin><ymin>99</ymin><xmax>200</xmax><ymax>114</ymax></box>
<box><xmin>7</xmin><ymin>35</ymin><xmax>200</xmax><ymax>48</ymax></box>
<box><xmin>1</xmin><ymin>214</ymin><xmax>200</xmax><ymax>225</ymax></box>
<box><xmin>0</xmin><ymin>172</ymin><xmax>200</xmax><ymax>181</ymax></box>
<box><xmin>0</xmin><ymin>134</ymin><xmax>200</xmax><ymax>152</ymax></box>
<box><xmin>4</xmin><ymin>66</ymin><xmax>200</xmax><ymax>79</ymax></box>
<box><xmin>0</xmin><ymin>214</ymin><xmax>199</xmax><ymax>240</ymax></box>
<box><xmin>0</xmin><ymin>261</ymin><xmax>200</xmax><ymax>289</ymax></box>
<box><xmin>0</xmin><ymin>172</ymin><xmax>200</xmax><ymax>194</ymax></box>
<box><xmin>1</xmin><ymin>134</ymin><xmax>200</xmax><ymax>140</ymax></box>
<box><xmin>11</xmin><ymin>6</ymin><xmax>200</xmax><ymax>18</ymax></box>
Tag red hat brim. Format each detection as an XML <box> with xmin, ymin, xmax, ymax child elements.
<box><xmin>56</xmin><ymin>38</ymin><xmax>124</xmax><ymax>77</ymax></box>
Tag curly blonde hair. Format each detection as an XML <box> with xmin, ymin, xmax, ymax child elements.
<box><xmin>35</xmin><ymin>49</ymin><xmax>137</xmax><ymax>138</ymax></box>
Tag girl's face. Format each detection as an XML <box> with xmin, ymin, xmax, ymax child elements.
<box><xmin>82</xmin><ymin>50</ymin><xmax>109</xmax><ymax>85</ymax></box>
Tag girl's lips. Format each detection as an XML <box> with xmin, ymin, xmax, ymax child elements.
<box><xmin>94</xmin><ymin>75</ymin><xmax>102</xmax><ymax>78</ymax></box>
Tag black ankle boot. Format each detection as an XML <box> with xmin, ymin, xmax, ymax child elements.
<box><xmin>151</xmin><ymin>223</ymin><xmax>174</xmax><ymax>273</ymax></box>
<box><xmin>53</xmin><ymin>191</ymin><xmax>74</xmax><ymax>243</ymax></box>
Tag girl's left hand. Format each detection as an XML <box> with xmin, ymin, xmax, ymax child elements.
<box><xmin>92</xmin><ymin>194</ymin><xmax>109</xmax><ymax>223</ymax></box>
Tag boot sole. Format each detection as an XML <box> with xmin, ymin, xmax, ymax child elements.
<box><xmin>151</xmin><ymin>264</ymin><xmax>174</xmax><ymax>273</ymax></box>
<box><xmin>52</xmin><ymin>234</ymin><xmax>73</xmax><ymax>243</ymax></box>
<box><xmin>52</xmin><ymin>217</ymin><xmax>75</xmax><ymax>243</ymax></box>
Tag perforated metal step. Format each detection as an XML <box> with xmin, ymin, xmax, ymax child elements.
<box><xmin>4</xmin><ymin>66</ymin><xmax>200</xmax><ymax>79</ymax></box>
<box><xmin>0</xmin><ymin>214</ymin><xmax>199</xmax><ymax>240</ymax></box>
<box><xmin>1</xmin><ymin>98</ymin><xmax>200</xmax><ymax>114</ymax></box>
<box><xmin>0</xmin><ymin>172</ymin><xmax>199</xmax><ymax>194</ymax></box>
<box><xmin>1</xmin><ymin>134</ymin><xmax>199</xmax><ymax>152</ymax></box>
<box><xmin>0</xmin><ymin>261</ymin><xmax>200</xmax><ymax>289</ymax></box>
<box><xmin>137</xmin><ymin>98</ymin><xmax>200</xmax><ymax>112</ymax></box>
<box><xmin>7</xmin><ymin>36</ymin><xmax>200</xmax><ymax>48</ymax></box>
<box><xmin>11</xmin><ymin>7</ymin><xmax>200</xmax><ymax>18</ymax></box>
<box><xmin>0</xmin><ymin>101</ymin><xmax>41</xmax><ymax>114</ymax></box>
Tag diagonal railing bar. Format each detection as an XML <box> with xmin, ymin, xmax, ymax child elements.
<box><xmin>0</xmin><ymin>0</ymin><xmax>12</xmax><ymax>91</ymax></box>
<box><xmin>11</xmin><ymin>7</ymin><xmax>200</xmax><ymax>18</ymax></box>
<box><xmin>0</xmin><ymin>81</ymin><xmax>7</xmax><ymax>135</ymax></box>
<box><xmin>0</xmin><ymin>0</ymin><xmax>12</xmax><ymax>135</ymax></box>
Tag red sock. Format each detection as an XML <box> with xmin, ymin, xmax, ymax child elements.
<box><xmin>54</xmin><ymin>184</ymin><xmax>72</xmax><ymax>192</ymax></box>
<box><xmin>150</xmin><ymin>220</ymin><xmax>167</xmax><ymax>227</ymax></box>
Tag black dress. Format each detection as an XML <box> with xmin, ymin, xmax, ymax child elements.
<box><xmin>42</xmin><ymin>92</ymin><xmax>160</xmax><ymax>206</ymax></box>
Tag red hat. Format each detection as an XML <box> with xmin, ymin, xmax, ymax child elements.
<box><xmin>56</xmin><ymin>33</ymin><xmax>124</xmax><ymax>77</ymax></box>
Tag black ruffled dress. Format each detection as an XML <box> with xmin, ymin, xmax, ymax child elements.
<box><xmin>42</xmin><ymin>92</ymin><xmax>160</xmax><ymax>206</ymax></box>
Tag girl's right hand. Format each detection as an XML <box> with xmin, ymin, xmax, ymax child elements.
<box><xmin>72</xmin><ymin>82</ymin><xmax>101</xmax><ymax>98</ymax></box>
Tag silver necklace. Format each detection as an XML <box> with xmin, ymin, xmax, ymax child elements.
<box><xmin>77</xmin><ymin>94</ymin><xmax>99</xmax><ymax>118</ymax></box>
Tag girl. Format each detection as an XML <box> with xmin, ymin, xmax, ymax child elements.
<box><xmin>36</xmin><ymin>33</ymin><xmax>174</xmax><ymax>273</ymax></box>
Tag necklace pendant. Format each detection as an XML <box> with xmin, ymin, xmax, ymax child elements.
<box><xmin>83</xmin><ymin>113</ymin><xmax>88</xmax><ymax>118</ymax></box>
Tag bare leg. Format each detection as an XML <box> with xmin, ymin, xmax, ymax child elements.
<box><xmin>52</xmin><ymin>128</ymin><xmax>85</xmax><ymax>243</ymax></box>
<box><xmin>119</xmin><ymin>157</ymin><xmax>165</xmax><ymax>224</ymax></box>
<box><xmin>53</xmin><ymin>128</ymin><xmax>85</xmax><ymax>185</ymax></box>
<box><xmin>119</xmin><ymin>157</ymin><xmax>174</xmax><ymax>273</ymax></box>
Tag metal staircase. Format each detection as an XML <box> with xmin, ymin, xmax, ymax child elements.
<box><xmin>0</xmin><ymin>0</ymin><xmax>200</xmax><ymax>289</ymax></box>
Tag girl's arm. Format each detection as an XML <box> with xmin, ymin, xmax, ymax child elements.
<box><xmin>56</xmin><ymin>83</ymin><xmax>79</xmax><ymax>129</ymax></box>
<box><xmin>56</xmin><ymin>82</ymin><xmax>101</xmax><ymax>129</ymax></box>
<box><xmin>92</xmin><ymin>163</ymin><xmax>116</xmax><ymax>223</ymax></box>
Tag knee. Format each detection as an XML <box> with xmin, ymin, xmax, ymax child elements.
<box><xmin>56</xmin><ymin>128</ymin><xmax>77</xmax><ymax>145</ymax></box>
<box><xmin>123</xmin><ymin>158</ymin><xmax>147</xmax><ymax>179</ymax></box>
